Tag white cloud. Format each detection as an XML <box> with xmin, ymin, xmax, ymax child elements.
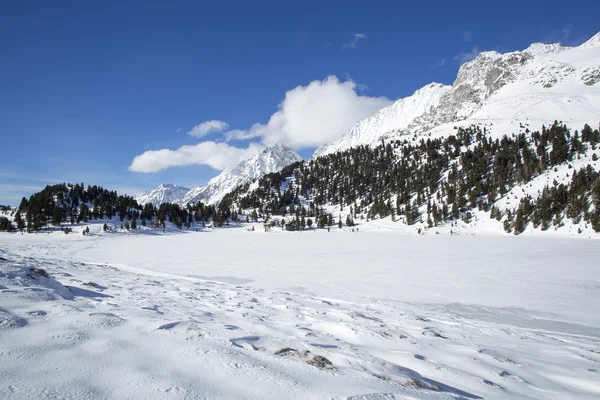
<box><xmin>129</xmin><ymin>76</ymin><xmax>390</xmax><ymax>174</ymax></box>
<box><xmin>342</xmin><ymin>33</ymin><xmax>367</xmax><ymax>49</ymax></box>
<box><xmin>129</xmin><ymin>142</ymin><xmax>264</xmax><ymax>173</ymax></box>
<box><xmin>225</xmin><ymin>75</ymin><xmax>391</xmax><ymax>149</ymax></box>
<box><xmin>463</xmin><ymin>31</ymin><xmax>472</xmax><ymax>42</ymax></box>
<box><xmin>224</xmin><ymin>129</ymin><xmax>256</xmax><ymax>142</ymax></box>
<box><xmin>454</xmin><ymin>47</ymin><xmax>480</xmax><ymax>64</ymax></box>
<box><xmin>187</xmin><ymin>120</ymin><xmax>229</xmax><ymax>138</ymax></box>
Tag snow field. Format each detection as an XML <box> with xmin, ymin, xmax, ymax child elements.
<box><xmin>1</xmin><ymin>230</ymin><xmax>600</xmax><ymax>399</ymax></box>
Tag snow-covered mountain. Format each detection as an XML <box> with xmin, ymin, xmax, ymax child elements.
<box><xmin>314</xmin><ymin>31</ymin><xmax>600</xmax><ymax>157</ymax></box>
<box><xmin>136</xmin><ymin>145</ymin><xmax>301</xmax><ymax>207</ymax></box>
<box><xmin>183</xmin><ymin>143</ymin><xmax>302</xmax><ymax>206</ymax></box>
<box><xmin>314</xmin><ymin>83</ymin><xmax>451</xmax><ymax>157</ymax></box>
<box><xmin>135</xmin><ymin>184</ymin><xmax>190</xmax><ymax>207</ymax></box>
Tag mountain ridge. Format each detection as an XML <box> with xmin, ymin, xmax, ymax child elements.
<box><xmin>183</xmin><ymin>143</ymin><xmax>302</xmax><ymax>206</ymax></box>
<box><xmin>136</xmin><ymin>144</ymin><xmax>302</xmax><ymax>207</ymax></box>
<box><xmin>134</xmin><ymin>184</ymin><xmax>191</xmax><ymax>207</ymax></box>
<box><xmin>314</xmin><ymin>31</ymin><xmax>600</xmax><ymax>158</ymax></box>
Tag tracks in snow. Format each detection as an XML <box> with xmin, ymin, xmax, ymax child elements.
<box><xmin>1</xmin><ymin>251</ymin><xmax>600</xmax><ymax>399</ymax></box>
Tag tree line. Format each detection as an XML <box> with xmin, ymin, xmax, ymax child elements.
<box><xmin>220</xmin><ymin>122</ymin><xmax>600</xmax><ymax>234</ymax></box>
<box><xmin>9</xmin><ymin>183</ymin><xmax>223</xmax><ymax>232</ymax></box>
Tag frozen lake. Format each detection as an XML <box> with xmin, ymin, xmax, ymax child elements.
<box><xmin>1</xmin><ymin>230</ymin><xmax>600</xmax><ymax>399</ymax></box>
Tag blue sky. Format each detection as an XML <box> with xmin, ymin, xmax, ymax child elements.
<box><xmin>1</xmin><ymin>0</ymin><xmax>598</xmax><ymax>205</ymax></box>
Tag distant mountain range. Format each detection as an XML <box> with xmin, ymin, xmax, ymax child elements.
<box><xmin>134</xmin><ymin>184</ymin><xmax>191</xmax><ymax>208</ymax></box>
<box><xmin>9</xmin><ymin>32</ymin><xmax>600</xmax><ymax>237</ymax></box>
<box><xmin>315</xmin><ymin>32</ymin><xmax>600</xmax><ymax>156</ymax></box>
<box><xmin>138</xmin><ymin>32</ymin><xmax>600</xmax><ymax>217</ymax></box>
<box><xmin>135</xmin><ymin>144</ymin><xmax>302</xmax><ymax>207</ymax></box>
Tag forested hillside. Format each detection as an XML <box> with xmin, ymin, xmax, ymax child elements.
<box><xmin>220</xmin><ymin>122</ymin><xmax>600</xmax><ymax>234</ymax></box>
<box><xmin>7</xmin><ymin>183</ymin><xmax>225</xmax><ymax>232</ymax></box>
<box><xmin>4</xmin><ymin>122</ymin><xmax>599</xmax><ymax>236</ymax></box>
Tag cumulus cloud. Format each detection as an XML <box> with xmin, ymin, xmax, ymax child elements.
<box><xmin>129</xmin><ymin>76</ymin><xmax>391</xmax><ymax>173</ymax></box>
<box><xmin>128</xmin><ymin>142</ymin><xmax>264</xmax><ymax>173</ymax></box>
<box><xmin>187</xmin><ymin>120</ymin><xmax>229</xmax><ymax>138</ymax></box>
<box><xmin>225</xmin><ymin>76</ymin><xmax>391</xmax><ymax>149</ymax></box>
<box><xmin>454</xmin><ymin>47</ymin><xmax>480</xmax><ymax>64</ymax></box>
<box><xmin>224</xmin><ymin>129</ymin><xmax>255</xmax><ymax>142</ymax></box>
<box><xmin>342</xmin><ymin>33</ymin><xmax>367</xmax><ymax>49</ymax></box>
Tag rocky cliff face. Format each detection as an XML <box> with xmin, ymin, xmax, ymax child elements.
<box><xmin>315</xmin><ymin>32</ymin><xmax>600</xmax><ymax>157</ymax></box>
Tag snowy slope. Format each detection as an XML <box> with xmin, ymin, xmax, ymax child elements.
<box><xmin>315</xmin><ymin>31</ymin><xmax>600</xmax><ymax>157</ymax></box>
<box><xmin>134</xmin><ymin>184</ymin><xmax>190</xmax><ymax>207</ymax></box>
<box><xmin>314</xmin><ymin>83</ymin><xmax>451</xmax><ymax>157</ymax></box>
<box><xmin>183</xmin><ymin>143</ymin><xmax>302</xmax><ymax>205</ymax></box>
<box><xmin>2</xmin><ymin>231</ymin><xmax>600</xmax><ymax>399</ymax></box>
<box><xmin>580</xmin><ymin>31</ymin><xmax>600</xmax><ymax>49</ymax></box>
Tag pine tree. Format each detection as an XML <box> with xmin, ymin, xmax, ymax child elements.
<box><xmin>52</xmin><ymin>206</ymin><xmax>62</xmax><ymax>226</ymax></box>
<box><xmin>592</xmin><ymin>178</ymin><xmax>600</xmax><ymax>210</ymax></box>
<box><xmin>591</xmin><ymin>210</ymin><xmax>600</xmax><ymax>232</ymax></box>
<box><xmin>14</xmin><ymin>212</ymin><xmax>25</xmax><ymax>231</ymax></box>
<box><xmin>345</xmin><ymin>214</ymin><xmax>353</xmax><ymax>227</ymax></box>
<box><xmin>0</xmin><ymin>217</ymin><xmax>13</xmax><ymax>232</ymax></box>
<box><xmin>79</xmin><ymin>203</ymin><xmax>89</xmax><ymax>223</ymax></box>
<box><xmin>513</xmin><ymin>208</ymin><xmax>525</xmax><ymax>235</ymax></box>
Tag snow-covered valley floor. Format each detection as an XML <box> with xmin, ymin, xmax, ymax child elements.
<box><xmin>1</xmin><ymin>229</ymin><xmax>599</xmax><ymax>399</ymax></box>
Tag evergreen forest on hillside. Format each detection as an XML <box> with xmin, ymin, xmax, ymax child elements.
<box><xmin>219</xmin><ymin>122</ymin><xmax>600</xmax><ymax>234</ymax></box>
<box><xmin>3</xmin><ymin>122</ymin><xmax>600</xmax><ymax>235</ymax></box>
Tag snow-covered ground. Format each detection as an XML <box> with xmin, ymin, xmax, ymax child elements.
<box><xmin>1</xmin><ymin>229</ymin><xmax>600</xmax><ymax>399</ymax></box>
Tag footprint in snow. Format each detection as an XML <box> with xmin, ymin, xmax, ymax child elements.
<box><xmin>157</xmin><ymin>321</ymin><xmax>203</xmax><ymax>333</ymax></box>
<box><xmin>483</xmin><ymin>379</ymin><xmax>504</xmax><ymax>389</ymax></box>
<box><xmin>141</xmin><ymin>305</ymin><xmax>164</xmax><ymax>314</ymax></box>
<box><xmin>230</xmin><ymin>336</ymin><xmax>262</xmax><ymax>351</ymax></box>
<box><xmin>499</xmin><ymin>370</ymin><xmax>527</xmax><ymax>383</ymax></box>
<box><xmin>309</xmin><ymin>343</ymin><xmax>338</xmax><ymax>349</ymax></box>
<box><xmin>479</xmin><ymin>349</ymin><xmax>519</xmax><ymax>365</ymax></box>
<box><xmin>224</xmin><ymin>325</ymin><xmax>239</xmax><ymax>330</ymax></box>
<box><xmin>422</xmin><ymin>327</ymin><xmax>447</xmax><ymax>339</ymax></box>
<box><xmin>158</xmin><ymin>321</ymin><xmax>182</xmax><ymax>330</ymax></box>
<box><xmin>298</xmin><ymin>327</ymin><xmax>316</xmax><ymax>337</ymax></box>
